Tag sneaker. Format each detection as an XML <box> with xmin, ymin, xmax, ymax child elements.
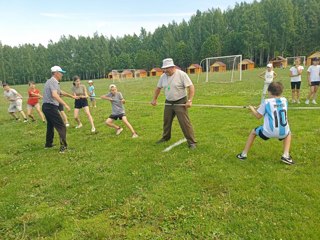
<box><xmin>236</xmin><ymin>153</ymin><xmax>247</xmax><ymax>160</ymax></box>
<box><xmin>16</xmin><ymin>118</ymin><xmax>20</xmax><ymax>121</ymax></box>
<box><xmin>189</xmin><ymin>143</ymin><xmax>197</xmax><ymax>150</ymax></box>
<box><xmin>91</xmin><ymin>127</ymin><xmax>96</xmax><ymax>133</ymax></box>
<box><xmin>291</xmin><ymin>99</ymin><xmax>296</xmax><ymax>103</ymax></box>
<box><xmin>116</xmin><ymin>128</ymin><xmax>123</xmax><ymax>135</ymax></box>
<box><xmin>297</xmin><ymin>100</ymin><xmax>300</xmax><ymax>104</ymax></box>
<box><xmin>23</xmin><ymin>119</ymin><xmax>28</xmax><ymax>123</ymax></box>
<box><xmin>75</xmin><ymin>123</ymin><xmax>83</xmax><ymax>129</ymax></box>
<box><xmin>281</xmin><ymin>155</ymin><xmax>295</xmax><ymax>165</ymax></box>
<box><xmin>312</xmin><ymin>100</ymin><xmax>317</xmax><ymax>104</ymax></box>
<box><xmin>156</xmin><ymin>138</ymin><xmax>168</xmax><ymax>144</ymax></box>
<box><xmin>59</xmin><ymin>146</ymin><xmax>67</xmax><ymax>153</ymax></box>
<box><xmin>132</xmin><ymin>133</ymin><xmax>138</xmax><ymax>138</ymax></box>
<box><xmin>305</xmin><ymin>99</ymin><xmax>310</xmax><ymax>104</ymax></box>
<box><xmin>65</xmin><ymin>123</ymin><xmax>70</xmax><ymax>127</ymax></box>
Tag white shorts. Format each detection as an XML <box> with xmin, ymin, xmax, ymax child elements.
<box><xmin>8</xmin><ymin>99</ymin><xmax>23</xmax><ymax>112</ymax></box>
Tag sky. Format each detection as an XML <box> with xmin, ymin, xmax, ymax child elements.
<box><xmin>0</xmin><ymin>0</ymin><xmax>253</xmax><ymax>47</ymax></box>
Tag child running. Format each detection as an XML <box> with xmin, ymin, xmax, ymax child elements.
<box><xmin>236</xmin><ymin>82</ymin><xmax>294</xmax><ymax>165</ymax></box>
<box><xmin>101</xmin><ymin>84</ymin><xmax>138</xmax><ymax>138</ymax></box>
<box><xmin>27</xmin><ymin>81</ymin><xmax>46</xmax><ymax>122</ymax></box>
<box><xmin>259</xmin><ymin>63</ymin><xmax>277</xmax><ymax>103</ymax></box>
<box><xmin>88</xmin><ymin>80</ymin><xmax>97</xmax><ymax>108</ymax></box>
<box><xmin>289</xmin><ymin>58</ymin><xmax>304</xmax><ymax>103</ymax></box>
<box><xmin>3</xmin><ymin>83</ymin><xmax>28</xmax><ymax>122</ymax></box>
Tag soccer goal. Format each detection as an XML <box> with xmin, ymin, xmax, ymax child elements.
<box><xmin>197</xmin><ymin>55</ymin><xmax>242</xmax><ymax>83</ymax></box>
<box><xmin>286</xmin><ymin>56</ymin><xmax>306</xmax><ymax>67</ymax></box>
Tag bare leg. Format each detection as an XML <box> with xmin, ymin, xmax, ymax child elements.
<box><xmin>296</xmin><ymin>89</ymin><xmax>300</xmax><ymax>102</ymax></box>
<box><xmin>19</xmin><ymin>110</ymin><xmax>27</xmax><ymax>119</ymax></box>
<box><xmin>59</xmin><ymin>111</ymin><xmax>69</xmax><ymax>125</ymax></box>
<box><xmin>83</xmin><ymin>106</ymin><xmax>95</xmax><ymax>129</ymax></box>
<box><xmin>313</xmin><ymin>86</ymin><xmax>318</xmax><ymax>100</ymax></box>
<box><xmin>121</xmin><ymin>116</ymin><xmax>135</xmax><ymax>134</ymax></box>
<box><xmin>291</xmin><ymin>89</ymin><xmax>295</xmax><ymax>101</ymax></box>
<box><xmin>74</xmin><ymin>108</ymin><xmax>81</xmax><ymax>126</ymax></box>
<box><xmin>27</xmin><ymin>107</ymin><xmax>35</xmax><ymax>121</ymax></box>
<box><xmin>242</xmin><ymin>130</ymin><xmax>257</xmax><ymax>155</ymax></box>
<box><xmin>35</xmin><ymin>104</ymin><xmax>45</xmax><ymax>121</ymax></box>
<box><xmin>283</xmin><ymin>133</ymin><xmax>291</xmax><ymax>157</ymax></box>
<box><xmin>105</xmin><ymin>118</ymin><xmax>119</xmax><ymax>130</ymax></box>
<box><xmin>10</xmin><ymin>112</ymin><xmax>18</xmax><ymax>120</ymax></box>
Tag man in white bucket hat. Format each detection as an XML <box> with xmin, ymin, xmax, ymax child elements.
<box><xmin>151</xmin><ymin>58</ymin><xmax>197</xmax><ymax>149</ymax></box>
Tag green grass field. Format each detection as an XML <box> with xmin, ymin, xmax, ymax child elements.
<box><xmin>1</xmin><ymin>68</ymin><xmax>320</xmax><ymax>239</ymax></box>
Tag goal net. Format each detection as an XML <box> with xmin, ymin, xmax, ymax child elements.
<box><xmin>197</xmin><ymin>55</ymin><xmax>242</xmax><ymax>83</ymax></box>
<box><xmin>286</xmin><ymin>56</ymin><xmax>306</xmax><ymax>67</ymax></box>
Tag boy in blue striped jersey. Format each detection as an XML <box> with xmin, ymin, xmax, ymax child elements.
<box><xmin>237</xmin><ymin>82</ymin><xmax>294</xmax><ymax>165</ymax></box>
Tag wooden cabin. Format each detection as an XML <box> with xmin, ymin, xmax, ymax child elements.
<box><xmin>270</xmin><ymin>56</ymin><xmax>287</xmax><ymax>68</ymax></box>
<box><xmin>307</xmin><ymin>51</ymin><xmax>320</xmax><ymax>66</ymax></box>
<box><xmin>187</xmin><ymin>64</ymin><xmax>202</xmax><ymax>74</ymax></box>
<box><xmin>121</xmin><ymin>70</ymin><xmax>134</xmax><ymax>79</ymax></box>
<box><xmin>238</xmin><ymin>59</ymin><xmax>255</xmax><ymax>70</ymax></box>
<box><xmin>108</xmin><ymin>70</ymin><xmax>120</xmax><ymax>80</ymax></box>
<box><xmin>149</xmin><ymin>68</ymin><xmax>163</xmax><ymax>77</ymax></box>
<box><xmin>210</xmin><ymin>61</ymin><xmax>226</xmax><ymax>72</ymax></box>
<box><xmin>135</xmin><ymin>69</ymin><xmax>147</xmax><ymax>78</ymax></box>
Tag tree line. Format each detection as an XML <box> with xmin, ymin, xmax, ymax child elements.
<box><xmin>0</xmin><ymin>0</ymin><xmax>319</xmax><ymax>85</ymax></box>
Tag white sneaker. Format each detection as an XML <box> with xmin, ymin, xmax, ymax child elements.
<box><xmin>132</xmin><ymin>133</ymin><xmax>138</xmax><ymax>138</ymax></box>
<box><xmin>75</xmin><ymin>123</ymin><xmax>83</xmax><ymax>129</ymax></box>
<box><xmin>66</xmin><ymin>123</ymin><xmax>70</xmax><ymax>127</ymax></box>
<box><xmin>297</xmin><ymin>100</ymin><xmax>300</xmax><ymax>104</ymax></box>
<box><xmin>312</xmin><ymin>100</ymin><xmax>317</xmax><ymax>104</ymax></box>
<box><xmin>116</xmin><ymin>128</ymin><xmax>123</xmax><ymax>135</ymax></box>
<box><xmin>291</xmin><ymin>99</ymin><xmax>296</xmax><ymax>103</ymax></box>
<box><xmin>305</xmin><ymin>99</ymin><xmax>310</xmax><ymax>105</ymax></box>
<box><xmin>91</xmin><ymin>127</ymin><xmax>96</xmax><ymax>133</ymax></box>
<box><xmin>23</xmin><ymin>119</ymin><xmax>28</xmax><ymax>123</ymax></box>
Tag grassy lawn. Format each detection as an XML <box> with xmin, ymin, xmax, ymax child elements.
<box><xmin>1</xmin><ymin>68</ymin><xmax>320</xmax><ymax>239</ymax></box>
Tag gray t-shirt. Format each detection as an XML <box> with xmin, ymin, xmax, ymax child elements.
<box><xmin>157</xmin><ymin>69</ymin><xmax>193</xmax><ymax>101</ymax></box>
<box><xmin>4</xmin><ymin>88</ymin><xmax>21</xmax><ymax>101</ymax></box>
<box><xmin>42</xmin><ymin>77</ymin><xmax>61</xmax><ymax>106</ymax></box>
<box><xmin>106</xmin><ymin>92</ymin><xmax>125</xmax><ymax>115</ymax></box>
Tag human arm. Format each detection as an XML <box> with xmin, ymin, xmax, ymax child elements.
<box><xmin>249</xmin><ymin>105</ymin><xmax>263</xmax><ymax>119</ymax></box>
<box><xmin>52</xmin><ymin>90</ymin><xmax>70</xmax><ymax>111</ymax></box>
<box><xmin>151</xmin><ymin>87</ymin><xmax>161</xmax><ymax>106</ymax></box>
<box><xmin>61</xmin><ymin>90</ymin><xmax>79</xmax><ymax>99</ymax></box>
<box><xmin>100</xmin><ymin>95</ymin><xmax>113</xmax><ymax>101</ymax></box>
<box><xmin>185</xmin><ymin>85</ymin><xmax>195</xmax><ymax>108</ymax></box>
<box><xmin>258</xmin><ymin>71</ymin><xmax>265</xmax><ymax>79</ymax></box>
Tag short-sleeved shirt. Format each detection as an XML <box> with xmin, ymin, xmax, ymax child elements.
<box><xmin>257</xmin><ymin>97</ymin><xmax>290</xmax><ymax>139</ymax></box>
<box><xmin>264</xmin><ymin>71</ymin><xmax>275</xmax><ymax>83</ymax></box>
<box><xmin>28</xmin><ymin>88</ymin><xmax>40</xmax><ymax>105</ymax></box>
<box><xmin>42</xmin><ymin>77</ymin><xmax>61</xmax><ymax>106</ymax></box>
<box><xmin>4</xmin><ymin>88</ymin><xmax>21</xmax><ymax>101</ymax></box>
<box><xmin>157</xmin><ymin>69</ymin><xmax>193</xmax><ymax>101</ymax></box>
<box><xmin>307</xmin><ymin>65</ymin><xmax>320</xmax><ymax>82</ymax></box>
<box><xmin>106</xmin><ymin>92</ymin><xmax>125</xmax><ymax>115</ymax></box>
<box><xmin>88</xmin><ymin>85</ymin><xmax>96</xmax><ymax>97</ymax></box>
<box><xmin>72</xmin><ymin>84</ymin><xmax>86</xmax><ymax>96</ymax></box>
<box><xmin>290</xmin><ymin>66</ymin><xmax>304</xmax><ymax>82</ymax></box>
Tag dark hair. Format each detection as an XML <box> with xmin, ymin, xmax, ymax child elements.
<box><xmin>28</xmin><ymin>81</ymin><xmax>35</xmax><ymax>86</ymax></box>
<box><xmin>72</xmin><ymin>75</ymin><xmax>80</xmax><ymax>86</ymax></box>
<box><xmin>2</xmin><ymin>82</ymin><xmax>8</xmax><ymax>87</ymax></box>
<box><xmin>267</xmin><ymin>82</ymin><xmax>284</xmax><ymax>96</ymax></box>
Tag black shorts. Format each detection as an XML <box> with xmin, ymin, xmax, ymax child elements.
<box><xmin>311</xmin><ymin>81</ymin><xmax>320</xmax><ymax>86</ymax></box>
<box><xmin>291</xmin><ymin>82</ymin><xmax>301</xmax><ymax>89</ymax></box>
<box><xmin>109</xmin><ymin>113</ymin><xmax>125</xmax><ymax>120</ymax></box>
<box><xmin>58</xmin><ymin>104</ymin><xmax>64</xmax><ymax>111</ymax></box>
<box><xmin>74</xmin><ymin>98</ymin><xmax>88</xmax><ymax>109</ymax></box>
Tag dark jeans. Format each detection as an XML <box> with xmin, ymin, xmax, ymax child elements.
<box><xmin>42</xmin><ymin>103</ymin><xmax>67</xmax><ymax>148</ymax></box>
<box><xmin>162</xmin><ymin>97</ymin><xmax>196</xmax><ymax>145</ymax></box>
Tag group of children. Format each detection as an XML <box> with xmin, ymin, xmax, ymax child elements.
<box><xmin>2</xmin><ymin>79</ymin><xmax>138</xmax><ymax>138</ymax></box>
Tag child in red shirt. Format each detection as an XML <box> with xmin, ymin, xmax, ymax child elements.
<box><xmin>27</xmin><ymin>81</ymin><xmax>45</xmax><ymax>122</ymax></box>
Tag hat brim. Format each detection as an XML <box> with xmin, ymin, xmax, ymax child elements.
<box><xmin>58</xmin><ymin>70</ymin><xmax>66</xmax><ymax>73</ymax></box>
<box><xmin>161</xmin><ymin>64</ymin><xmax>175</xmax><ymax>69</ymax></box>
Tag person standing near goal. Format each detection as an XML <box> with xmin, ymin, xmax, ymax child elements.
<box><xmin>236</xmin><ymin>82</ymin><xmax>293</xmax><ymax>165</ymax></box>
<box><xmin>289</xmin><ymin>58</ymin><xmax>304</xmax><ymax>104</ymax></box>
<box><xmin>259</xmin><ymin>63</ymin><xmax>277</xmax><ymax>103</ymax></box>
<box><xmin>151</xmin><ymin>58</ymin><xmax>197</xmax><ymax>149</ymax></box>
<box><xmin>305</xmin><ymin>57</ymin><xmax>320</xmax><ymax>105</ymax></box>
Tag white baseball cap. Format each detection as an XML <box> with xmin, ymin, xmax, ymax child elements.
<box><xmin>51</xmin><ymin>66</ymin><xmax>66</xmax><ymax>73</ymax></box>
<box><xmin>161</xmin><ymin>58</ymin><xmax>175</xmax><ymax>69</ymax></box>
<box><xmin>267</xmin><ymin>63</ymin><xmax>273</xmax><ymax>68</ymax></box>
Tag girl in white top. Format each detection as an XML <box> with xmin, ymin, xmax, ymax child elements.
<box><xmin>305</xmin><ymin>58</ymin><xmax>320</xmax><ymax>104</ymax></box>
<box><xmin>289</xmin><ymin>58</ymin><xmax>304</xmax><ymax>103</ymax></box>
<box><xmin>259</xmin><ymin>63</ymin><xmax>277</xmax><ymax>103</ymax></box>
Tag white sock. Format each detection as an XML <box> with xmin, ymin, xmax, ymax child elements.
<box><xmin>241</xmin><ymin>152</ymin><xmax>247</xmax><ymax>157</ymax></box>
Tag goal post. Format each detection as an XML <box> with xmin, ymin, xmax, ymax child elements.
<box><xmin>197</xmin><ymin>55</ymin><xmax>242</xmax><ymax>83</ymax></box>
<box><xmin>286</xmin><ymin>56</ymin><xmax>306</xmax><ymax>66</ymax></box>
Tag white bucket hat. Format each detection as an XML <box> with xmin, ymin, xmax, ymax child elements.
<box><xmin>267</xmin><ymin>63</ymin><xmax>273</xmax><ymax>68</ymax></box>
<box><xmin>109</xmin><ymin>84</ymin><xmax>116</xmax><ymax>90</ymax></box>
<box><xmin>161</xmin><ymin>58</ymin><xmax>175</xmax><ymax>69</ymax></box>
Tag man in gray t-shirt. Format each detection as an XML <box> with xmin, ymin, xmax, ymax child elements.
<box><xmin>152</xmin><ymin>58</ymin><xmax>196</xmax><ymax>149</ymax></box>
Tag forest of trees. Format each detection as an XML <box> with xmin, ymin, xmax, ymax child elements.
<box><xmin>0</xmin><ymin>0</ymin><xmax>319</xmax><ymax>84</ymax></box>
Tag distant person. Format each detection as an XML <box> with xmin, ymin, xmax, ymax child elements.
<box><xmin>101</xmin><ymin>84</ymin><xmax>138</xmax><ymax>138</ymax></box>
<box><xmin>151</xmin><ymin>58</ymin><xmax>196</xmax><ymax>149</ymax></box>
<box><xmin>237</xmin><ymin>82</ymin><xmax>294</xmax><ymax>165</ymax></box>
<box><xmin>289</xmin><ymin>58</ymin><xmax>304</xmax><ymax>103</ymax></box>
<box><xmin>71</xmin><ymin>76</ymin><xmax>96</xmax><ymax>133</ymax></box>
<box><xmin>42</xmin><ymin>66</ymin><xmax>71</xmax><ymax>153</ymax></box>
<box><xmin>305</xmin><ymin>57</ymin><xmax>320</xmax><ymax>104</ymax></box>
<box><xmin>259</xmin><ymin>63</ymin><xmax>277</xmax><ymax>103</ymax></box>
<box><xmin>27</xmin><ymin>81</ymin><xmax>46</xmax><ymax>122</ymax></box>
<box><xmin>3</xmin><ymin>83</ymin><xmax>28</xmax><ymax>122</ymax></box>
<box><xmin>88</xmin><ymin>80</ymin><xmax>97</xmax><ymax>108</ymax></box>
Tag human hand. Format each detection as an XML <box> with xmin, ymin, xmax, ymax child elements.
<box><xmin>151</xmin><ymin>99</ymin><xmax>157</xmax><ymax>106</ymax></box>
<box><xmin>185</xmin><ymin>101</ymin><xmax>192</xmax><ymax>108</ymax></box>
<box><xmin>65</xmin><ymin>104</ymin><xmax>71</xmax><ymax>112</ymax></box>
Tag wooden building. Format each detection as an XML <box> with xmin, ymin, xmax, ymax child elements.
<box><xmin>270</xmin><ymin>56</ymin><xmax>287</xmax><ymax>68</ymax></box>
<box><xmin>307</xmin><ymin>51</ymin><xmax>320</xmax><ymax>66</ymax></box>
<box><xmin>238</xmin><ymin>59</ymin><xmax>255</xmax><ymax>70</ymax></box>
<box><xmin>187</xmin><ymin>64</ymin><xmax>202</xmax><ymax>74</ymax></box>
<box><xmin>108</xmin><ymin>70</ymin><xmax>120</xmax><ymax>79</ymax></box>
<box><xmin>135</xmin><ymin>69</ymin><xmax>148</xmax><ymax>78</ymax></box>
<box><xmin>210</xmin><ymin>61</ymin><xmax>226</xmax><ymax>72</ymax></box>
<box><xmin>150</xmin><ymin>68</ymin><xmax>163</xmax><ymax>77</ymax></box>
<box><xmin>121</xmin><ymin>70</ymin><xmax>134</xmax><ymax>79</ymax></box>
